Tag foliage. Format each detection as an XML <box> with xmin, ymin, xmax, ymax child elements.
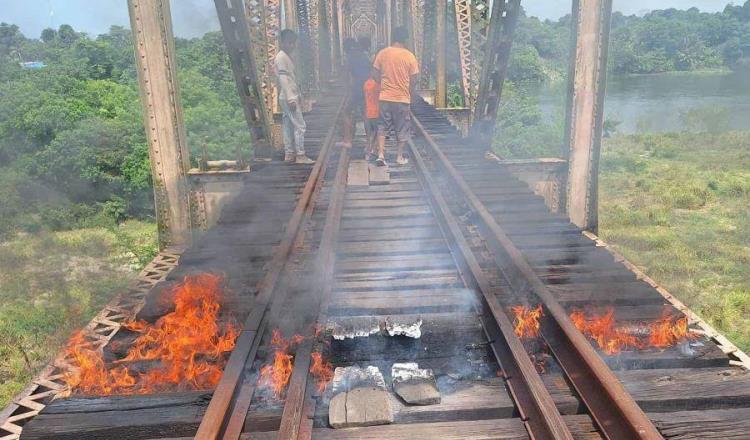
<box><xmin>507</xmin><ymin>2</ymin><xmax>750</xmax><ymax>86</ymax></box>
<box><xmin>0</xmin><ymin>24</ymin><xmax>248</xmax><ymax>239</ymax></box>
<box><xmin>599</xmin><ymin>131</ymin><xmax>750</xmax><ymax>351</ymax></box>
<box><xmin>492</xmin><ymin>82</ymin><xmax>563</xmax><ymax>159</ymax></box>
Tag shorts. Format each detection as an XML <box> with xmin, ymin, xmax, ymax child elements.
<box><xmin>378</xmin><ymin>101</ymin><xmax>412</xmax><ymax>143</ymax></box>
<box><xmin>364</xmin><ymin>118</ymin><xmax>379</xmax><ymax>136</ymax></box>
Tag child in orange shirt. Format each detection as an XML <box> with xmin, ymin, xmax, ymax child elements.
<box><xmin>362</xmin><ymin>76</ymin><xmax>381</xmax><ymax>161</ymax></box>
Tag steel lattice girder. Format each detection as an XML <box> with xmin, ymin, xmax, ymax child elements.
<box><xmin>473</xmin><ymin>0</ymin><xmax>522</xmax><ymax>138</ymax></box>
<box><xmin>453</xmin><ymin>0</ymin><xmax>472</xmax><ymax>106</ymax></box>
<box><xmin>214</xmin><ymin>0</ymin><xmax>273</xmax><ymax>153</ymax></box>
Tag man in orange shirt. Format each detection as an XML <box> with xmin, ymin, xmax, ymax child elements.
<box><xmin>372</xmin><ymin>27</ymin><xmax>419</xmax><ymax>166</ymax></box>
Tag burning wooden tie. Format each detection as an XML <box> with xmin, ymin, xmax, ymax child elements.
<box><xmin>569</xmin><ymin>307</ymin><xmax>699</xmax><ymax>355</ymax></box>
<box><xmin>60</xmin><ymin>274</ymin><xmax>239</xmax><ymax>396</ymax></box>
<box><xmin>391</xmin><ymin>362</ymin><xmax>441</xmax><ymax>405</ymax></box>
<box><xmin>328</xmin><ymin>366</ymin><xmax>393</xmax><ymax>428</ymax></box>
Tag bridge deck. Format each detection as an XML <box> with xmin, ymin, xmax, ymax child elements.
<box><xmin>11</xmin><ymin>96</ymin><xmax>750</xmax><ymax>440</ymax></box>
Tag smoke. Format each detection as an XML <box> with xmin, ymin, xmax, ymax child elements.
<box><xmin>0</xmin><ymin>0</ymin><xmax>220</xmax><ymax>39</ymax></box>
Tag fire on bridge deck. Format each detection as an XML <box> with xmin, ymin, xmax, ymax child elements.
<box><xmin>3</xmin><ymin>0</ymin><xmax>750</xmax><ymax>439</ymax></box>
<box><xmin>8</xmin><ymin>92</ymin><xmax>750</xmax><ymax>440</ymax></box>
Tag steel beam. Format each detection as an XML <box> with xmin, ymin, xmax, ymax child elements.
<box><xmin>472</xmin><ymin>0</ymin><xmax>521</xmax><ymax>138</ymax></box>
<box><xmin>214</xmin><ymin>0</ymin><xmax>274</xmax><ymax>158</ymax></box>
<box><xmin>564</xmin><ymin>0</ymin><xmax>613</xmax><ymax>232</ymax></box>
<box><xmin>435</xmin><ymin>0</ymin><xmax>446</xmax><ymax>107</ymax></box>
<box><xmin>128</xmin><ymin>0</ymin><xmax>192</xmax><ymax>249</ymax></box>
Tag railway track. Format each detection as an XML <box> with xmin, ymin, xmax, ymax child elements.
<box><xmin>16</xmin><ymin>95</ymin><xmax>750</xmax><ymax>440</ymax></box>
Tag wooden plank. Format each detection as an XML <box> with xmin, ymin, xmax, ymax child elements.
<box><xmin>328</xmin><ymin>295</ymin><xmax>475</xmax><ymax>315</ymax></box>
<box><xmin>346</xmin><ymin>190</ymin><xmax>425</xmax><ymax>200</ymax></box>
<box><xmin>340</xmin><ymin>216</ymin><xmax>437</xmax><ymax>230</ymax></box>
<box><xmin>344</xmin><ymin>198</ymin><xmax>425</xmax><ymax>208</ymax></box>
<box><xmin>342</xmin><ymin>205</ymin><xmax>433</xmax><ymax>219</ymax></box>
<box><xmin>649</xmin><ymin>407</ymin><xmax>750</xmax><ymax>439</ymax></box>
<box><xmin>339</xmin><ymin>226</ymin><xmax>444</xmax><ymax>242</ymax></box>
<box><xmin>347</xmin><ymin>160</ymin><xmax>369</xmax><ymax>186</ymax></box>
<box><xmin>333</xmin><ymin>276</ymin><xmax>462</xmax><ymax>292</ymax></box>
<box><xmin>245</xmin><ymin>418</ymin><xmax>529</xmax><ymax>439</ymax></box>
<box><xmin>616</xmin><ymin>367</ymin><xmax>750</xmax><ymax>412</ymax></box>
<box><xmin>336</xmin><ymin>253</ymin><xmax>456</xmax><ymax>272</ymax></box>
<box><xmin>549</xmin><ymin>282</ymin><xmax>666</xmax><ymax>306</ymax></box>
<box><xmin>337</xmin><ymin>239</ymin><xmax>448</xmax><ymax>256</ymax></box>
<box><xmin>368</xmin><ymin>163</ymin><xmax>390</xmax><ymax>185</ymax></box>
<box><xmin>19</xmin><ymin>393</ymin><xmax>280</xmax><ymax>440</ymax></box>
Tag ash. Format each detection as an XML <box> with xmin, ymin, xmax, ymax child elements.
<box><xmin>330</xmin><ymin>365</ymin><xmax>386</xmax><ymax>395</ymax></box>
<box><xmin>391</xmin><ymin>362</ymin><xmax>434</xmax><ymax>383</ymax></box>
<box><xmin>385</xmin><ymin>316</ymin><xmax>422</xmax><ymax>338</ymax></box>
<box><xmin>325</xmin><ymin>315</ymin><xmax>423</xmax><ymax>340</ymax></box>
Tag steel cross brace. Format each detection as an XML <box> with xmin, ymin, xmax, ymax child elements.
<box><xmin>214</xmin><ymin>0</ymin><xmax>273</xmax><ymax>155</ymax></box>
<box><xmin>472</xmin><ymin>0</ymin><xmax>522</xmax><ymax>139</ymax></box>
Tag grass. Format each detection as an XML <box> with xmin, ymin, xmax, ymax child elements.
<box><xmin>0</xmin><ymin>221</ymin><xmax>157</xmax><ymax>407</ymax></box>
<box><xmin>599</xmin><ymin>130</ymin><xmax>750</xmax><ymax>352</ymax></box>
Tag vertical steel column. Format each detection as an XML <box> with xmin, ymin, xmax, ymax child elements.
<box><xmin>420</xmin><ymin>0</ymin><xmax>436</xmax><ymax>90</ymax></box>
<box><xmin>337</xmin><ymin>0</ymin><xmax>346</xmax><ymax>63</ymax></box>
<box><xmin>309</xmin><ymin>0</ymin><xmax>321</xmax><ymax>89</ymax></box>
<box><xmin>564</xmin><ymin>0</ymin><xmax>613</xmax><ymax>232</ymax></box>
<box><xmin>284</xmin><ymin>0</ymin><xmax>298</xmax><ymax>29</ymax></box>
<box><xmin>410</xmin><ymin>0</ymin><xmax>425</xmax><ymax>76</ymax></box>
<box><xmin>435</xmin><ymin>0</ymin><xmax>447</xmax><ymax>107</ymax></box>
<box><xmin>128</xmin><ymin>0</ymin><xmax>192</xmax><ymax>249</ymax></box>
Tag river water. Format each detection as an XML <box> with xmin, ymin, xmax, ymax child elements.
<box><xmin>537</xmin><ymin>71</ymin><xmax>750</xmax><ymax>134</ymax></box>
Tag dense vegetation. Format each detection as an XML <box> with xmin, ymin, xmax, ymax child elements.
<box><xmin>0</xmin><ymin>24</ymin><xmax>247</xmax><ymax>240</ymax></box>
<box><xmin>511</xmin><ymin>1</ymin><xmax>750</xmax><ymax>81</ymax></box>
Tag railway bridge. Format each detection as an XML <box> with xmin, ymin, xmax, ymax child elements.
<box><xmin>3</xmin><ymin>0</ymin><xmax>750</xmax><ymax>439</ymax></box>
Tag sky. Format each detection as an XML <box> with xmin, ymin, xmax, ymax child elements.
<box><xmin>0</xmin><ymin>0</ymin><xmax>736</xmax><ymax>39</ymax></box>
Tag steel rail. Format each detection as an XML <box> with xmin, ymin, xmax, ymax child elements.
<box><xmin>407</xmin><ymin>140</ymin><xmax>573</xmax><ymax>440</ymax></box>
<box><xmin>279</xmin><ymin>146</ymin><xmax>351</xmax><ymax>439</ymax></box>
<box><xmin>411</xmin><ymin>113</ymin><xmax>663</xmax><ymax>440</ymax></box>
<box><xmin>194</xmin><ymin>96</ymin><xmax>347</xmax><ymax>440</ymax></box>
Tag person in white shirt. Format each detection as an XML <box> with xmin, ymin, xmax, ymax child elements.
<box><xmin>274</xmin><ymin>30</ymin><xmax>314</xmax><ymax>164</ymax></box>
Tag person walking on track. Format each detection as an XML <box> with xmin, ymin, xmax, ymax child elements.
<box><xmin>337</xmin><ymin>36</ymin><xmax>373</xmax><ymax>149</ymax></box>
<box><xmin>372</xmin><ymin>26</ymin><xmax>419</xmax><ymax>166</ymax></box>
<box><xmin>275</xmin><ymin>29</ymin><xmax>314</xmax><ymax>164</ymax></box>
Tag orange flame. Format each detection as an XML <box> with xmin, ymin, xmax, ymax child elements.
<box><xmin>258</xmin><ymin>330</ymin><xmax>303</xmax><ymax>398</ymax></box>
<box><xmin>63</xmin><ymin>274</ymin><xmax>239</xmax><ymax>395</ymax></box>
<box><xmin>309</xmin><ymin>352</ymin><xmax>334</xmax><ymax>393</ymax></box>
<box><xmin>648</xmin><ymin>313</ymin><xmax>695</xmax><ymax>348</ymax></box>
<box><xmin>512</xmin><ymin>304</ymin><xmax>543</xmax><ymax>339</ymax></box>
<box><xmin>570</xmin><ymin>308</ymin><xmax>696</xmax><ymax>355</ymax></box>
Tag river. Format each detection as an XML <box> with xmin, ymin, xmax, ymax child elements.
<box><xmin>537</xmin><ymin>71</ymin><xmax>750</xmax><ymax>134</ymax></box>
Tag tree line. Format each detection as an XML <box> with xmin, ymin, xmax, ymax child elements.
<box><xmin>0</xmin><ymin>23</ymin><xmax>248</xmax><ymax>239</ymax></box>
<box><xmin>510</xmin><ymin>1</ymin><xmax>750</xmax><ymax>82</ymax></box>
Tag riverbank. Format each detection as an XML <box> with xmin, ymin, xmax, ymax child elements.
<box><xmin>0</xmin><ymin>221</ymin><xmax>157</xmax><ymax>406</ymax></box>
<box><xmin>599</xmin><ymin>130</ymin><xmax>750</xmax><ymax>352</ymax></box>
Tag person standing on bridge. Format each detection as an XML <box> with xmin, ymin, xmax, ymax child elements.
<box><xmin>372</xmin><ymin>26</ymin><xmax>419</xmax><ymax>166</ymax></box>
<box><xmin>275</xmin><ymin>29</ymin><xmax>314</xmax><ymax>165</ymax></box>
